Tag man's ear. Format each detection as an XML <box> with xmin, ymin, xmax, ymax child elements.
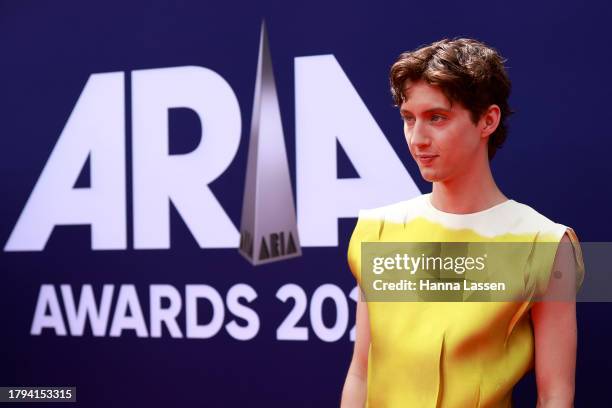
<box><xmin>480</xmin><ymin>104</ymin><xmax>501</xmax><ymax>138</ymax></box>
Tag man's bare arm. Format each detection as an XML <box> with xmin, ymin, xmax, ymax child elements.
<box><xmin>532</xmin><ymin>233</ymin><xmax>579</xmax><ymax>407</ymax></box>
<box><xmin>341</xmin><ymin>293</ymin><xmax>371</xmax><ymax>407</ymax></box>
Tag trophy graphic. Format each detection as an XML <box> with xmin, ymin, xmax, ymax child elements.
<box><xmin>238</xmin><ymin>21</ymin><xmax>302</xmax><ymax>265</ymax></box>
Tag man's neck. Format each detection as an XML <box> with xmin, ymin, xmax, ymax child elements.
<box><xmin>430</xmin><ymin>161</ymin><xmax>507</xmax><ymax>214</ymax></box>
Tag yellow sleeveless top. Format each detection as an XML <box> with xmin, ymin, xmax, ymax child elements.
<box><xmin>347</xmin><ymin>193</ymin><xmax>585</xmax><ymax>408</ymax></box>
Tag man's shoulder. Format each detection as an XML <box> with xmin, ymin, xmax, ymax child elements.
<box><xmin>348</xmin><ymin>195</ymin><xmax>427</xmax><ymax>244</ymax></box>
<box><xmin>511</xmin><ymin>199</ymin><xmax>565</xmax><ymax>228</ymax></box>
<box><xmin>357</xmin><ymin>194</ymin><xmax>428</xmax><ymax>222</ymax></box>
<box><xmin>497</xmin><ymin>199</ymin><xmax>570</xmax><ymax>241</ymax></box>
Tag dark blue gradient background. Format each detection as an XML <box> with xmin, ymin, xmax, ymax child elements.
<box><xmin>1</xmin><ymin>0</ymin><xmax>610</xmax><ymax>406</ymax></box>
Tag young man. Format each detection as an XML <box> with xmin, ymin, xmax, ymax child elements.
<box><xmin>341</xmin><ymin>38</ymin><xmax>584</xmax><ymax>407</ymax></box>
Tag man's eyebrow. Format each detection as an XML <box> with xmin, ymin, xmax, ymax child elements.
<box><xmin>399</xmin><ymin>106</ymin><xmax>452</xmax><ymax>115</ymax></box>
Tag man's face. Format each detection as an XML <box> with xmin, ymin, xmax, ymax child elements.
<box><xmin>400</xmin><ymin>80</ymin><xmax>485</xmax><ymax>183</ymax></box>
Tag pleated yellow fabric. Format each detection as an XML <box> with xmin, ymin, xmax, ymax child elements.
<box><xmin>347</xmin><ymin>193</ymin><xmax>584</xmax><ymax>408</ymax></box>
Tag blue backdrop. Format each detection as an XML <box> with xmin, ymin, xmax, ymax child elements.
<box><xmin>1</xmin><ymin>0</ymin><xmax>611</xmax><ymax>406</ymax></box>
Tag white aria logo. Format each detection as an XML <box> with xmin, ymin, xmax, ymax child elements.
<box><xmin>4</xmin><ymin>21</ymin><xmax>419</xmax><ymax>259</ymax></box>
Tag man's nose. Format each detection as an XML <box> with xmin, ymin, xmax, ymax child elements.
<box><xmin>410</xmin><ymin>120</ymin><xmax>431</xmax><ymax>147</ymax></box>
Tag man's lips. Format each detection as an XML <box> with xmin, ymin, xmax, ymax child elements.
<box><xmin>416</xmin><ymin>154</ymin><xmax>438</xmax><ymax>165</ymax></box>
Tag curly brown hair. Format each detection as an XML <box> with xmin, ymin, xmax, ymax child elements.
<box><xmin>389</xmin><ymin>38</ymin><xmax>513</xmax><ymax>160</ymax></box>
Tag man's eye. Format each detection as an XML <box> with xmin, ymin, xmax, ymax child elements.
<box><xmin>403</xmin><ymin>116</ymin><xmax>415</xmax><ymax>124</ymax></box>
<box><xmin>430</xmin><ymin>114</ymin><xmax>446</xmax><ymax>123</ymax></box>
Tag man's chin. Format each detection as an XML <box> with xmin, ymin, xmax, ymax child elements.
<box><xmin>419</xmin><ymin>169</ymin><xmax>439</xmax><ymax>182</ymax></box>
